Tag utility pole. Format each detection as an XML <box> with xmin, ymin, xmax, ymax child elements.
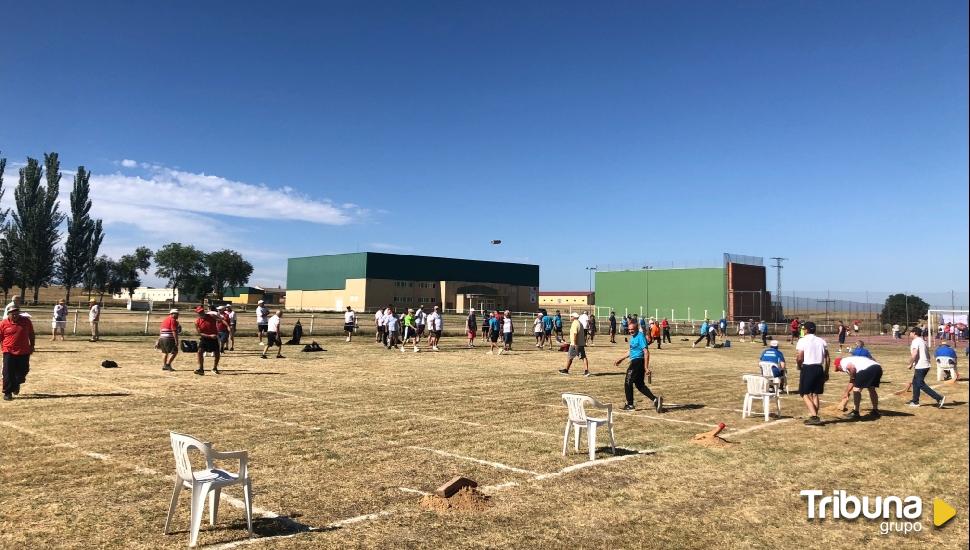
<box><xmin>770</xmin><ymin>257</ymin><xmax>788</xmax><ymax>321</ymax></box>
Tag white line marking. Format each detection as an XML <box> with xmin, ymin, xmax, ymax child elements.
<box><xmin>726</xmin><ymin>419</ymin><xmax>794</xmax><ymax>437</ymax></box>
<box><xmin>406</xmin><ymin>446</ymin><xmax>541</xmax><ymax>476</ymax></box>
<box><xmin>534</xmin><ymin>446</ymin><xmax>671</xmax><ymax>480</ymax></box>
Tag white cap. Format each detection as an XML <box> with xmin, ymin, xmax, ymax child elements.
<box><xmin>469</xmin><ymin>308</ymin><xmax>475</xmax><ymax>312</ymax></box>
<box><xmin>770</xmin><ymin>340</ymin><xmax>779</xmax><ymax>347</ymax></box>
<box><xmin>169</xmin><ymin>308</ymin><xmax>179</xmax><ymax>314</ymax></box>
<box><xmin>570</xmin><ymin>312</ymin><xmax>579</xmax><ymax>318</ymax></box>
<box><xmin>216</xmin><ymin>305</ymin><xmax>225</xmax><ymax>310</ymax></box>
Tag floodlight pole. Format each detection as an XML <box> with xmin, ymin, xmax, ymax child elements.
<box><xmin>585</xmin><ymin>266</ymin><xmax>597</xmax><ymax>293</ymax></box>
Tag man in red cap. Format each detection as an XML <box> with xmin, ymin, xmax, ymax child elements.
<box><xmin>194</xmin><ymin>306</ymin><xmax>221</xmax><ymax>375</ymax></box>
<box><xmin>833</xmin><ymin>356</ymin><xmax>882</xmax><ymax>420</ymax></box>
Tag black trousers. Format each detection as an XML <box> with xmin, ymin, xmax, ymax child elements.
<box><xmin>662</xmin><ymin>328</ymin><xmax>671</xmax><ymax>343</ymax></box>
<box><xmin>625</xmin><ymin>358</ymin><xmax>656</xmax><ymax>406</ymax></box>
<box><xmin>2</xmin><ymin>352</ymin><xmax>30</xmax><ymax>395</ymax></box>
<box><xmin>762</xmin><ymin>332</ymin><xmax>769</xmax><ymax>345</ymax></box>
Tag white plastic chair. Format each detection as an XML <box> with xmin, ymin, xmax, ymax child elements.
<box><xmin>936</xmin><ymin>356</ymin><xmax>957</xmax><ymax>381</ymax></box>
<box><xmin>165</xmin><ymin>432</ymin><xmax>253</xmax><ymax>547</ymax></box>
<box><xmin>759</xmin><ymin>361</ymin><xmax>788</xmax><ymax>394</ymax></box>
<box><xmin>561</xmin><ymin>393</ymin><xmax>615</xmax><ymax>461</ymax></box>
<box><xmin>742</xmin><ymin>374</ymin><xmax>781</xmax><ymax>422</ymax></box>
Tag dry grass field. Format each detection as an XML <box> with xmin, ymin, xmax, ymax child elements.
<box><xmin>1</xmin><ymin>329</ymin><xmax>967</xmax><ymax>549</ymax></box>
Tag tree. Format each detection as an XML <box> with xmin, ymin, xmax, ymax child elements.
<box><xmin>206</xmin><ymin>249</ymin><xmax>254</xmax><ymax>299</ymax></box>
<box><xmin>58</xmin><ymin>166</ymin><xmax>102</xmax><ymax>303</ymax></box>
<box><xmin>0</xmin><ymin>152</ymin><xmax>13</xmax><ymax>303</ymax></box>
<box><xmin>881</xmin><ymin>293</ymin><xmax>929</xmax><ymax>327</ymax></box>
<box><xmin>117</xmin><ymin>247</ymin><xmax>153</xmax><ymax>300</ymax></box>
<box><xmin>9</xmin><ymin>154</ymin><xmax>66</xmax><ymax>303</ymax></box>
<box><xmin>154</xmin><ymin>243</ymin><xmax>206</xmax><ymax>301</ymax></box>
<box><xmin>88</xmin><ymin>255</ymin><xmax>122</xmax><ymax>299</ymax></box>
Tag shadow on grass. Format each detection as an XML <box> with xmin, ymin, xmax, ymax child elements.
<box><xmin>589</xmin><ymin>372</ymin><xmax>625</xmax><ymax>377</ymax></box>
<box><xmin>21</xmin><ymin>392</ymin><xmax>131</xmax><ymax>400</ymax></box>
<box><xmin>663</xmin><ymin>403</ymin><xmax>705</xmax><ymax>411</ymax></box>
<box><xmin>220</xmin><ymin>372</ymin><xmax>286</xmax><ymax>376</ymax></box>
<box><xmin>169</xmin><ymin>514</ymin><xmax>334</xmax><ymax>542</ymax></box>
<box><xmin>603</xmin><ymin>446</ymin><xmax>655</xmax><ymax>457</ymax></box>
<box><xmin>34</xmin><ymin>350</ymin><xmax>81</xmax><ymax>354</ymax></box>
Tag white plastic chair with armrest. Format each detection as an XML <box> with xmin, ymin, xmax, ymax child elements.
<box><xmin>742</xmin><ymin>374</ymin><xmax>781</xmax><ymax>422</ymax></box>
<box><xmin>759</xmin><ymin>361</ymin><xmax>788</xmax><ymax>394</ymax></box>
<box><xmin>165</xmin><ymin>432</ymin><xmax>253</xmax><ymax>547</ymax></box>
<box><xmin>936</xmin><ymin>356</ymin><xmax>957</xmax><ymax>381</ymax></box>
<box><xmin>562</xmin><ymin>393</ymin><xmax>616</xmax><ymax>461</ymax></box>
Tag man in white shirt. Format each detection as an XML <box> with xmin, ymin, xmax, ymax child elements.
<box><xmin>52</xmin><ymin>299</ymin><xmax>68</xmax><ymax>341</ymax></box>
<box><xmin>795</xmin><ymin>321</ymin><xmax>829</xmax><ymax>426</ymax></box>
<box><xmin>255</xmin><ymin>300</ymin><xmax>269</xmax><ymax>344</ymax></box>
<box><xmin>737</xmin><ymin>320</ymin><xmax>746</xmax><ymax>342</ymax></box>
<box><xmin>907</xmin><ymin>327</ymin><xmax>946</xmax><ymax>408</ymax></box>
<box><xmin>533</xmin><ymin>313</ymin><xmax>544</xmax><ymax>349</ymax></box>
<box><xmin>426</xmin><ymin>306</ymin><xmax>442</xmax><ymax>351</ymax></box>
<box><xmin>344</xmin><ymin>306</ymin><xmax>356</xmax><ymax>343</ymax></box>
<box><xmin>833</xmin><ymin>356</ymin><xmax>882</xmax><ymax>420</ymax></box>
<box><xmin>375</xmin><ymin>308</ymin><xmax>385</xmax><ymax>343</ymax></box>
<box><xmin>261</xmin><ymin>310</ymin><xmax>284</xmax><ymax>359</ymax></box>
<box><xmin>501</xmin><ymin>309</ymin><xmax>514</xmax><ymax>354</ymax></box>
<box><xmin>414</xmin><ymin>306</ymin><xmax>426</xmax><ymax>345</ymax></box>
<box><xmin>88</xmin><ymin>299</ymin><xmax>101</xmax><ymax>342</ymax></box>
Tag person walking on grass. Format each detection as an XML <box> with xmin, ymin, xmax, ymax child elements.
<box><xmin>158</xmin><ymin>309</ymin><xmax>180</xmax><ymax>372</ymax></box>
<box><xmin>615</xmin><ymin>320</ymin><xmax>662</xmax><ymax>412</ymax></box>
<box><xmin>542</xmin><ymin>311</ymin><xmax>554</xmax><ymax>348</ymax></box>
<box><xmin>402</xmin><ymin>308</ymin><xmax>419</xmax><ymax>353</ymax></box>
<box><xmin>587</xmin><ymin>313</ymin><xmax>597</xmax><ymax>345</ymax></box>
<box><xmin>501</xmin><ymin>309</ymin><xmax>514</xmax><ymax>354</ymax></box>
<box><xmin>217</xmin><ymin>306</ymin><xmax>231</xmax><ymax>353</ymax></box>
<box><xmin>758</xmin><ymin>319</ymin><xmax>768</xmax><ymax>346</ymax></box>
<box><xmin>481</xmin><ymin>311</ymin><xmax>491</xmax><ymax>341</ymax></box>
<box><xmin>262</xmin><ymin>310</ymin><xmax>285</xmax><ymax>359</ymax></box>
<box><xmin>559</xmin><ymin>312</ymin><xmax>589</xmax><ymax>376</ymax></box>
<box><xmin>385</xmin><ymin>307</ymin><xmax>401</xmax><ymax>350</ymax></box>
<box><xmin>51</xmin><ymin>299</ymin><xmax>68</xmax><ymax>341</ymax></box>
<box><xmin>906</xmin><ymin>327</ymin><xmax>946</xmax><ymax>408</ymax></box>
<box><xmin>650</xmin><ymin>320</ymin><xmax>662</xmax><ymax>349</ymax></box>
<box><xmin>194</xmin><ymin>306</ymin><xmax>221</xmax><ymax>375</ymax></box>
<box><xmin>554</xmin><ymin>310</ymin><xmax>564</xmax><ymax>343</ymax></box>
<box><xmin>466</xmin><ymin>308</ymin><xmax>477</xmax><ymax>348</ymax></box>
<box><xmin>414</xmin><ymin>305</ymin><xmax>426</xmax><ymax>346</ymax></box>
<box><xmin>836</xmin><ymin>321</ymin><xmax>848</xmax><ymax>352</ymax></box>
<box><xmin>692</xmin><ymin>319</ymin><xmax>710</xmax><ymax>348</ymax></box>
<box><xmin>1</xmin><ymin>304</ymin><xmax>35</xmax><ymax>401</ymax></box>
<box><xmin>789</xmin><ymin>317</ymin><xmax>800</xmax><ymax>345</ymax></box>
<box><xmin>225</xmin><ymin>304</ymin><xmax>236</xmax><ymax>351</ymax></box>
<box><xmin>255</xmin><ymin>300</ymin><xmax>269</xmax><ymax>344</ymax></box>
<box><xmin>344</xmin><ymin>306</ymin><xmax>356</xmax><ymax>343</ymax></box>
<box><xmin>486</xmin><ymin>310</ymin><xmax>501</xmax><ymax>355</ymax></box>
<box><xmin>833</xmin><ymin>356</ymin><xmax>882</xmax><ymax>420</ymax></box>
<box><xmin>426</xmin><ymin>306</ymin><xmax>442</xmax><ymax>351</ymax></box>
<box><xmin>533</xmin><ymin>313</ymin><xmax>544</xmax><ymax>349</ymax></box>
<box><xmin>609</xmin><ymin>311</ymin><xmax>617</xmax><ymax>344</ymax></box>
<box><xmin>375</xmin><ymin>307</ymin><xmax>385</xmax><ymax>344</ymax></box>
<box><xmin>662</xmin><ymin>318</ymin><xmax>671</xmax><ymax>344</ymax></box>
<box><xmin>88</xmin><ymin>299</ymin><xmax>101</xmax><ymax>342</ymax></box>
<box><xmin>795</xmin><ymin>321</ymin><xmax>829</xmax><ymax>426</ymax></box>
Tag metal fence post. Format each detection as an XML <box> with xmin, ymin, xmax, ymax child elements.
<box><xmin>309</xmin><ymin>314</ymin><xmax>315</xmax><ymax>335</ymax></box>
<box><xmin>73</xmin><ymin>311</ymin><xmax>79</xmax><ymax>335</ymax></box>
<box><xmin>144</xmin><ymin>310</ymin><xmax>151</xmax><ymax>334</ymax></box>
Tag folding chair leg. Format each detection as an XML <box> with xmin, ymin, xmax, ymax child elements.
<box><xmin>574</xmin><ymin>425</ymin><xmax>581</xmax><ymax>452</ymax></box>
<box><xmin>588</xmin><ymin>422</ymin><xmax>597</xmax><ymax>461</ymax></box>
<box><xmin>164</xmin><ymin>479</ymin><xmax>182</xmax><ymax>534</ymax></box>
<box><xmin>209</xmin><ymin>487</ymin><xmax>221</xmax><ymax>526</ymax></box>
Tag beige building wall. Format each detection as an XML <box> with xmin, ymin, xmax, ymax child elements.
<box><xmin>539</xmin><ymin>294</ymin><xmax>594</xmax><ymax>307</ymax></box>
<box><xmin>285</xmin><ymin>278</ymin><xmax>367</xmax><ymax>311</ymax></box>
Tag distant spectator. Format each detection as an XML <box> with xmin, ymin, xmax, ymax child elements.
<box><xmin>88</xmin><ymin>299</ymin><xmax>101</xmax><ymax>342</ymax></box>
<box><xmin>51</xmin><ymin>299</ymin><xmax>68</xmax><ymax>341</ymax></box>
<box><xmin>760</xmin><ymin>340</ymin><xmax>787</xmax><ymax>378</ymax></box>
<box><xmin>850</xmin><ymin>340</ymin><xmax>873</xmax><ymax>359</ymax></box>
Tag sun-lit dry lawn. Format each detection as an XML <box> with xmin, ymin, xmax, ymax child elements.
<box><xmin>1</xmin><ymin>330</ymin><xmax>967</xmax><ymax>549</ymax></box>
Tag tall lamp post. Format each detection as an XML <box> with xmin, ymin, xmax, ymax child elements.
<box><xmin>585</xmin><ymin>266</ymin><xmax>597</xmax><ymax>294</ymax></box>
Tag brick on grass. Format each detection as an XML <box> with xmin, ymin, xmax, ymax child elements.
<box><xmin>434</xmin><ymin>476</ymin><xmax>478</xmax><ymax>498</ymax></box>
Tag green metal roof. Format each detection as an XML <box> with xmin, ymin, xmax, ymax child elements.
<box><xmin>286</xmin><ymin>252</ymin><xmax>539</xmax><ymax>291</ymax></box>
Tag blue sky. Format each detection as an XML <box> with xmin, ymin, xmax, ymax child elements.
<box><xmin>1</xmin><ymin>0</ymin><xmax>967</xmax><ymax>296</ymax></box>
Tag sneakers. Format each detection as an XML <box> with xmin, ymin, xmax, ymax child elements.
<box><xmin>654</xmin><ymin>396</ymin><xmax>664</xmax><ymax>413</ymax></box>
<box><xmin>401</xmin><ymin>346</ymin><xmax>406</xmax><ymax>353</ymax></box>
<box><xmin>583</xmin><ymin>371</ymin><xmax>590</xmax><ymax>377</ymax></box>
<box><xmin>558</xmin><ymin>369</ymin><xmax>569</xmax><ymax>375</ymax></box>
<box><xmin>867</xmin><ymin>410</ymin><xmax>881</xmax><ymax>419</ymax></box>
<box><xmin>162</xmin><ymin>364</ymin><xmax>174</xmax><ymax>371</ymax></box>
<box><xmin>413</xmin><ymin>347</ymin><xmax>419</xmax><ymax>353</ymax></box>
<box><xmin>212</xmin><ymin>368</ymin><xmax>220</xmax><ymax>375</ymax></box>
<box><xmin>432</xmin><ymin>346</ymin><xmax>439</xmax><ymax>351</ymax></box>
<box><xmin>194</xmin><ymin>369</ymin><xmax>204</xmax><ymax>376</ymax></box>
<box><xmin>804</xmin><ymin>416</ymin><xmax>823</xmax><ymax>426</ymax></box>
<box><xmin>622</xmin><ymin>403</ymin><xmax>635</xmax><ymax>411</ymax></box>
<box><xmin>346</xmin><ymin>337</ymin><xmax>351</xmax><ymax>342</ymax></box>
<box><xmin>906</xmin><ymin>401</ymin><xmax>920</xmax><ymax>408</ymax></box>
<box><xmin>844</xmin><ymin>410</ymin><xmax>861</xmax><ymax>420</ymax></box>
<box><xmin>2</xmin><ymin>393</ymin><xmax>11</xmax><ymax>401</ymax></box>
<box><xmin>937</xmin><ymin>396</ymin><xmax>946</xmax><ymax>409</ymax></box>
<box><xmin>497</xmin><ymin>349</ymin><xmax>504</xmax><ymax>355</ymax></box>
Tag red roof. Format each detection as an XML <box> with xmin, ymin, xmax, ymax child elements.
<box><xmin>539</xmin><ymin>291</ymin><xmax>594</xmax><ymax>296</ymax></box>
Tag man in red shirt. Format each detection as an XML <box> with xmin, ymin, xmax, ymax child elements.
<box><xmin>1</xmin><ymin>304</ymin><xmax>35</xmax><ymax>401</ymax></box>
<box><xmin>789</xmin><ymin>317</ymin><xmax>800</xmax><ymax>345</ymax></box>
<box><xmin>194</xmin><ymin>306</ymin><xmax>221</xmax><ymax>375</ymax></box>
<box><xmin>158</xmin><ymin>309</ymin><xmax>180</xmax><ymax>371</ymax></box>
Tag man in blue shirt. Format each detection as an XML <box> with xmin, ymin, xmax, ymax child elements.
<box><xmin>719</xmin><ymin>318</ymin><xmax>727</xmax><ymax>336</ymax></box>
<box><xmin>850</xmin><ymin>340</ymin><xmax>873</xmax><ymax>359</ymax></box>
<box><xmin>542</xmin><ymin>312</ymin><xmax>554</xmax><ymax>348</ymax></box>
<box><xmin>759</xmin><ymin>340</ymin><xmax>787</xmax><ymax>378</ymax></box>
<box><xmin>615</xmin><ymin>322</ymin><xmax>662</xmax><ymax>412</ymax></box>
<box><xmin>554</xmin><ymin>311</ymin><xmax>564</xmax><ymax>343</ymax></box>
<box><xmin>693</xmin><ymin>319</ymin><xmax>710</xmax><ymax>348</ymax></box>
<box><xmin>935</xmin><ymin>341</ymin><xmax>959</xmax><ymax>382</ymax></box>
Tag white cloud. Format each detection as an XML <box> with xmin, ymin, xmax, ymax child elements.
<box><xmin>93</xmin><ymin>161</ymin><xmax>366</xmax><ymax>225</ymax></box>
<box><xmin>119</xmin><ymin>159</ymin><xmax>138</xmax><ymax>168</ymax></box>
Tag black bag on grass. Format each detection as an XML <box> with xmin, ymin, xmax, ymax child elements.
<box><xmin>101</xmin><ymin>360</ymin><xmax>119</xmax><ymax>368</ymax></box>
<box><xmin>301</xmin><ymin>341</ymin><xmax>325</xmax><ymax>352</ymax></box>
<box><xmin>180</xmin><ymin>340</ymin><xmax>199</xmax><ymax>353</ymax></box>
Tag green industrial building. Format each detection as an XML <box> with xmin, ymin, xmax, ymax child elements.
<box><xmin>594</xmin><ymin>255</ymin><xmax>771</xmax><ymax>321</ymax></box>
